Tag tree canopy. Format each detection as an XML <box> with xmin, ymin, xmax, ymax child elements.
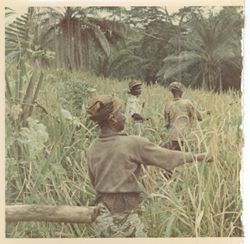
<box><xmin>5</xmin><ymin>6</ymin><xmax>243</xmax><ymax>91</ymax></box>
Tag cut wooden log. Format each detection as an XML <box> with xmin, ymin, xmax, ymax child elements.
<box><xmin>6</xmin><ymin>205</ymin><xmax>99</xmax><ymax>223</ymax></box>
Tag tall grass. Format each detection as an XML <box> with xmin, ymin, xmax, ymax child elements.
<box><xmin>5</xmin><ymin>69</ymin><xmax>243</xmax><ymax>237</ymax></box>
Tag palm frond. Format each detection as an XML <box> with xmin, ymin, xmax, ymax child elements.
<box><xmin>158</xmin><ymin>49</ymin><xmax>202</xmax><ymax>79</ymax></box>
<box><xmin>5</xmin><ymin>7</ymin><xmax>16</xmax><ymax>18</ymax></box>
<box><xmin>88</xmin><ymin>23</ymin><xmax>110</xmax><ymax>57</ymax></box>
<box><xmin>163</xmin><ymin>51</ymin><xmax>200</xmax><ymax>63</ymax></box>
<box><xmin>5</xmin><ymin>12</ymin><xmax>32</xmax><ymax>62</ymax></box>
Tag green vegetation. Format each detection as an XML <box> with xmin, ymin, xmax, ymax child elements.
<box><xmin>5</xmin><ymin>6</ymin><xmax>243</xmax><ymax>90</ymax></box>
<box><xmin>5</xmin><ymin>69</ymin><xmax>242</xmax><ymax>237</ymax></box>
<box><xmin>5</xmin><ymin>6</ymin><xmax>243</xmax><ymax>238</ymax></box>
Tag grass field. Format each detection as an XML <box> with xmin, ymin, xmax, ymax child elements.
<box><xmin>5</xmin><ymin>69</ymin><xmax>243</xmax><ymax>237</ymax></box>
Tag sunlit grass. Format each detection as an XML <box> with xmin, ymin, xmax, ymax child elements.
<box><xmin>5</xmin><ymin>69</ymin><xmax>243</xmax><ymax>237</ymax></box>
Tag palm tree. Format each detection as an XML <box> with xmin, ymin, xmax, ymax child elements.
<box><xmin>33</xmin><ymin>7</ymin><xmax>128</xmax><ymax>71</ymax></box>
<box><xmin>118</xmin><ymin>7</ymin><xmax>180</xmax><ymax>83</ymax></box>
<box><xmin>157</xmin><ymin>7</ymin><xmax>243</xmax><ymax>91</ymax></box>
<box><xmin>95</xmin><ymin>38</ymin><xmax>145</xmax><ymax>79</ymax></box>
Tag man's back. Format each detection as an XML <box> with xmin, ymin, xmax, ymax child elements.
<box><xmin>87</xmin><ymin>133</ymin><xmax>193</xmax><ymax>192</ymax></box>
<box><xmin>165</xmin><ymin>98</ymin><xmax>200</xmax><ymax>141</ymax></box>
<box><xmin>87</xmin><ymin>134</ymin><xmax>145</xmax><ymax>193</ymax></box>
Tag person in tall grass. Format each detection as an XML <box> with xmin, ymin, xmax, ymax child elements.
<box><xmin>86</xmin><ymin>94</ymin><xmax>213</xmax><ymax>238</ymax></box>
<box><xmin>125</xmin><ymin>80</ymin><xmax>147</xmax><ymax>136</ymax></box>
<box><xmin>164</xmin><ymin>81</ymin><xmax>203</xmax><ymax>151</ymax></box>
<box><xmin>125</xmin><ymin>80</ymin><xmax>145</xmax><ymax>123</ymax></box>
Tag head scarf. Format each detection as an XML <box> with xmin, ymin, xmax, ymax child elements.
<box><xmin>87</xmin><ymin>95</ymin><xmax>123</xmax><ymax>123</ymax></box>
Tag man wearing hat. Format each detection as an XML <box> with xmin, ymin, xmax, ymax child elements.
<box><xmin>125</xmin><ymin>80</ymin><xmax>145</xmax><ymax>123</ymax></box>
<box><xmin>164</xmin><ymin>81</ymin><xmax>203</xmax><ymax>151</ymax></box>
<box><xmin>86</xmin><ymin>94</ymin><xmax>213</xmax><ymax>237</ymax></box>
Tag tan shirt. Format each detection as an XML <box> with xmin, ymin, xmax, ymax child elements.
<box><xmin>87</xmin><ymin>133</ymin><xmax>196</xmax><ymax>194</ymax></box>
<box><xmin>164</xmin><ymin>98</ymin><xmax>202</xmax><ymax>141</ymax></box>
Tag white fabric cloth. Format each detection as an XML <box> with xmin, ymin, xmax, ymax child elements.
<box><xmin>125</xmin><ymin>95</ymin><xmax>143</xmax><ymax>120</ymax></box>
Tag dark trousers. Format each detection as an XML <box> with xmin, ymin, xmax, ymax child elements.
<box><xmin>162</xmin><ymin>140</ymin><xmax>184</xmax><ymax>180</ymax></box>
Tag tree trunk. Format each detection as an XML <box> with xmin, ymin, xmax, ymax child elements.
<box><xmin>21</xmin><ymin>60</ymin><xmax>42</xmax><ymax>122</ymax></box>
<box><xmin>15</xmin><ymin>69</ymin><xmax>20</xmax><ymax>103</ymax></box>
<box><xmin>54</xmin><ymin>26</ymin><xmax>60</xmax><ymax>68</ymax></box>
<box><xmin>6</xmin><ymin>205</ymin><xmax>99</xmax><ymax>224</ymax></box>
<box><xmin>219</xmin><ymin>70</ymin><xmax>223</xmax><ymax>93</ymax></box>
<box><xmin>177</xmin><ymin>14</ymin><xmax>185</xmax><ymax>81</ymax></box>
<box><xmin>5</xmin><ymin>74</ymin><xmax>12</xmax><ymax>100</ymax></box>
<box><xmin>164</xmin><ymin>7</ymin><xmax>173</xmax><ymax>26</ymax></box>
<box><xmin>84</xmin><ymin>34</ymin><xmax>90</xmax><ymax>71</ymax></box>
<box><xmin>28</xmin><ymin>71</ymin><xmax>44</xmax><ymax>116</ymax></box>
<box><xmin>202</xmin><ymin>72</ymin><xmax>206</xmax><ymax>89</ymax></box>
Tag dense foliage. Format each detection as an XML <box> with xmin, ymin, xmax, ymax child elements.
<box><xmin>6</xmin><ymin>6</ymin><xmax>243</xmax><ymax>90</ymax></box>
<box><xmin>5</xmin><ymin>6</ymin><xmax>243</xmax><ymax>238</ymax></box>
<box><xmin>5</xmin><ymin>69</ymin><xmax>242</xmax><ymax>237</ymax></box>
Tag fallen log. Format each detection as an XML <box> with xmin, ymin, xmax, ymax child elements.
<box><xmin>6</xmin><ymin>205</ymin><xmax>99</xmax><ymax>223</ymax></box>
